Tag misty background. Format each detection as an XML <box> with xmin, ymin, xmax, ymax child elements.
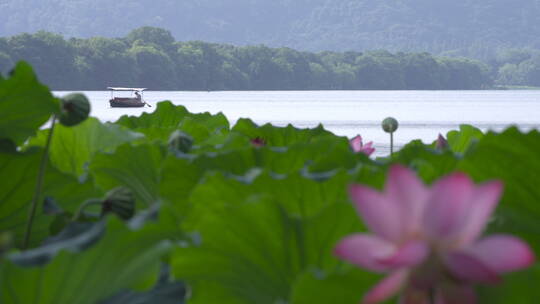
<box><xmin>1</xmin><ymin>0</ymin><xmax>540</xmax><ymax>89</ymax></box>
<box><xmin>2</xmin><ymin>0</ymin><xmax>540</xmax><ymax>57</ymax></box>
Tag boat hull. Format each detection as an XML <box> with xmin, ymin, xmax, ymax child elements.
<box><xmin>109</xmin><ymin>98</ymin><xmax>146</xmax><ymax>108</ymax></box>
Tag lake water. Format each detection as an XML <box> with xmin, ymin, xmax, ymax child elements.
<box><xmin>54</xmin><ymin>90</ymin><xmax>540</xmax><ymax>156</ymax></box>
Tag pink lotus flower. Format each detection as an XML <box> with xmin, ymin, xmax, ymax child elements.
<box><xmin>350</xmin><ymin>135</ymin><xmax>375</xmax><ymax>156</ymax></box>
<box><xmin>334</xmin><ymin>165</ymin><xmax>535</xmax><ymax>304</ymax></box>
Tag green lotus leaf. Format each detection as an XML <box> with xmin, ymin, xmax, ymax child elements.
<box><xmin>10</xmin><ymin>222</ymin><xmax>104</xmax><ymax>267</ymax></box>
<box><xmin>174</xmin><ymin>198</ymin><xmax>362</xmax><ymax>304</ymax></box>
<box><xmin>190</xmin><ymin>148</ymin><xmax>258</xmax><ymax>175</ymax></box>
<box><xmin>446</xmin><ymin>124</ymin><xmax>484</xmax><ymax>154</ymax></box>
<box><xmin>0</xmin><ymin>62</ymin><xmax>58</xmax><ymax>146</ymax></box>
<box><xmin>232</xmin><ymin>118</ymin><xmax>335</xmax><ymax>146</ymax></box>
<box><xmin>0</xmin><ymin>138</ymin><xmax>17</xmax><ymax>152</ymax></box>
<box><xmin>184</xmin><ymin>169</ymin><xmax>353</xmax><ymax>225</ymax></box>
<box><xmin>191</xmin><ymin>132</ymin><xmax>252</xmax><ymax>154</ymax></box>
<box><xmin>90</xmin><ymin>143</ymin><xmax>166</xmax><ymax>206</ymax></box>
<box><xmin>102</xmin><ymin>264</ymin><xmax>186</xmax><ymax>304</ymax></box>
<box><xmin>27</xmin><ymin>117</ymin><xmax>143</xmax><ymax>178</ymax></box>
<box><xmin>0</xmin><ymin>216</ymin><xmax>173</xmax><ymax>304</ymax></box>
<box><xmin>172</xmin><ymin>169</ymin><xmax>364</xmax><ymax>304</ymax></box>
<box><xmin>158</xmin><ymin>155</ymin><xmax>204</xmax><ymax>208</ymax></box>
<box><xmin>394</xmin><ymin>139</ymin><xmax>460</xmax><ymax>183</ymax></box>
<box><xmin>177</xmin><ymin>113</ymin><xmax>229</xmax><ymax>143</ymax></box>
<box><xmin>102</xmin><ymin>281</ymin><xmax>186</xmax><ymax>304</ymax></box>
<box><xmin>116</xmin><ymin>101</ymin><xmax>189</xmax><ymax>130</ymax></box>
<box><xmin>290</xmin><ymin>269</ymin><xmax>378</xmax><ymax>304</ymax></box>
<box><xmin>185</xmin><ymin>135</ymin><xmax>369</xmax><ymax>177</ymax></box>
<box><xmin>457</xmin><ymin>128</ymin><xmax>540</xmax><ymax>253</ymax></box>
<box><xmin>116</xmin><ymin>101</ymin><xmax>229</xmax><ymax>144</ymax></box>
<box><xmin>476</xmin><ymin>264</ymin><xmax>540</xmax><ymax>303</ymax></box>
<box><xmin>0</xmin><ymin>150</ymin><xmax>99</xmax><ymax>247</ymax></box>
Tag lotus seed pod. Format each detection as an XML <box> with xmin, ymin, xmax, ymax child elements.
<box><xmin>101</xmin><ymin>187</ymin><xmax>135</xmax><ymax>220</ymax></box>
<box><xmin>59</xmin><ymin>93</ymin><xmax>90</xmax><ymax>126</ymax></box>
<box><xmin>168</xmin><ymin>130</ymin><xmax>193</xmax><ymax>153</ymax></box>
<box><xmin>382</xmin><ymin>117</ymin><xmax>399</xmax><ymax>133</ymax></box>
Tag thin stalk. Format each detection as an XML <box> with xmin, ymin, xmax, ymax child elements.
<box><xmin>390</xmin><ymin>132</ymin><xmax>394</xmax><ymax>156</ymax></box>
<box><xmin>23</xmin><ymin>115</ymin><xmax>57</xmax><ymax>249</ymax></box>
<box><xmin>71</xmin><ymin>199</ymin><xmax>102</xmax><ymax>222</ymax></box>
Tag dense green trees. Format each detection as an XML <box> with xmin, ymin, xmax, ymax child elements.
<box><xmin>5</xmin><ymin>32</ymin><xmax>79</xmax><ymax>89</ymax></box>
<box><xmin>493</xmin><ymin>49</ymin><xmax>540</xmax><ymax>87</ymax></box>
<box><xmin>71</xmin><ymin>37</ymin><xmax>138</xmax><ymax>89</ymax></box>
<box><xmin>0</xmin><ymin>27</ymin><xmax>495</xmax><ymax>90</ymax></box>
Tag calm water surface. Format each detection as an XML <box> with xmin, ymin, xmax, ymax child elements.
<box><xmin>55</xmin><ymin>90</ymin><xmax>540</xmax><ymax>156</ymax></box>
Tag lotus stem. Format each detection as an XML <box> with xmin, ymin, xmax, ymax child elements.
<box><xmin>23</xmin><ymin>115</ymin><xmax>57</xmax><ymax>249</ymax></box>
<box><xmin>72</xmin><ymin>199</ymin><xmax>103</xmax><ymax>221</ymax></box>
<box><xmin>381</xmin><ymin>117</ymin><xmax>398</xmax><ymax>157</ymax></box>
<box><xmin>390</xmin><ymin>132</ymin><xmax>394</xmax><ymax>156</ymax></box>
<box><xmin>429</xmin><ymin>287</ymin><xmax>436</xmax><ymax>304</ymax></box>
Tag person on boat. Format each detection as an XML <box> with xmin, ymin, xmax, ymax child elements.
<box><xmin>134</xmin><ymin>91</ymin><xmax>142</xmax><ymax>100</ymax></box>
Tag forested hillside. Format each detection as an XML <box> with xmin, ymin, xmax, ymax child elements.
<box><xmin>1</xmin><ymin>0</ymin><xmax>540</xmax><ymax>57</ymax></box>
<box><xmin>0</xmin><ymin>28</ymin><xmax>492</xmax><ymax>90</ymax></box>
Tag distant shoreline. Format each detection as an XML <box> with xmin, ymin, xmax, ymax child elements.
<box><xmin>494</xmin><ymin>85</ymin><xmax>540</xmax><ymax>91</ymax></box>
<box><xmin>1</xmin><ymin>29</ymin><xmax>492</xmax><ymax>91</ymax></box>
<box><xmin>3</xmin><ymin>29</ymin><xmax>539</xmax><ymax>91</ymax></box>
<box><xmin>52</xmin><ymin>88</ymin><xmax>540</xmax><ymax>92</ymax></box>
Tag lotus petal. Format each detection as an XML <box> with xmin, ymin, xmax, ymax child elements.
<box><xmin>350</xmin><ymin>135</ymin><xmax>363</xmax><ymax>152</ymax></box>
<box><xmin>465</xmin><ymin>235</ymin><xmax>535</xmax><ymax>273</ymax></box>
<box><xmin>444</xmin><ymin>251</ymin><xmax>500</xmax><ymax>283</ymax></box>
<box><xmin>349</xmin><ymin>184</ymin><xmax>402</xmax><ymax>242</ymax></box>
<box><xmin>423</xmin><ymin>173</ymin><xmax>474</xmax><ymax>240</ymax></box>
<box><xmin>334</xmin><ymin>234</ymin><xmax>396</xmax><ymax>272</ymax></box>
<box><xmin>377</xmin><ymin>240</ymin><xmax>429</xmax><ymax>268</ymax></box>
<box><xmin>385</xmin><ymin>165</ymin><xmax>429</xmax><ymax>237</ymax></box>
<box><xmin>363</xmin><ymin>269</ymin><xmax>408</xmax><ymax>304</ymax></box>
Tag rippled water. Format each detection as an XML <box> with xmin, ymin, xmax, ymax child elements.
<box><xmin>54</xmin><ymin>90</ymin><xmax>540</xmax><ymax>156</ymax></box>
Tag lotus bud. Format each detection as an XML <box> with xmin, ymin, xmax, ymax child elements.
<box><xmin>382</xmin><ymin>117</ymin><xmax>398</xmax><ymax>133</ymax></box>
<box><xmin>250</xmin><ymin>137</ymin><xmax>266</xmax><ymax>148</ymax></box>
<box><xmin>59</xmin><ymin>93</ymin><xmax>90</xmax><ymax>126</ymax></box>
<box><xmin>101</xmin><ymin>187</ymin><xmax>135</xmax><ymax>220</ymax></box>
<box><xmin>168</xmin><ymin>130</ymin><xmax>193</xmax><ymax>153</ymax></box>
<box><xmin>436</xmin><ymin>133</ymin><xmax>449</xmax><ymax>150</ymax></box>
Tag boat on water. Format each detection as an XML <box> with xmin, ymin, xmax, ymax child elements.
<box><xmin>108</xmin><ymin>87</ymin><xmax>151</xmax><ymax>107</ymax></box>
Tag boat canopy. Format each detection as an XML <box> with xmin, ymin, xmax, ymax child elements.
<box><xmin>107</xmin><ymin>87</ymin><xmax>147</xmax><ymax>92</ymax></box>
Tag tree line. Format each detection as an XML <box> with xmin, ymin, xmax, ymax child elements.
<box><xmin>0</xmin><ymin>27</ymin><xmax>493</xmax><ymax>90</ymax></box>
<box><xmin>2</xmin><ymin>0</ymin><xmax>540</xmax><ymax>58</ymax></box>
<box><xmin>490</xmin><ymin>49</ymin><xmax>540</xmax><ymax>87</ymax></box>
